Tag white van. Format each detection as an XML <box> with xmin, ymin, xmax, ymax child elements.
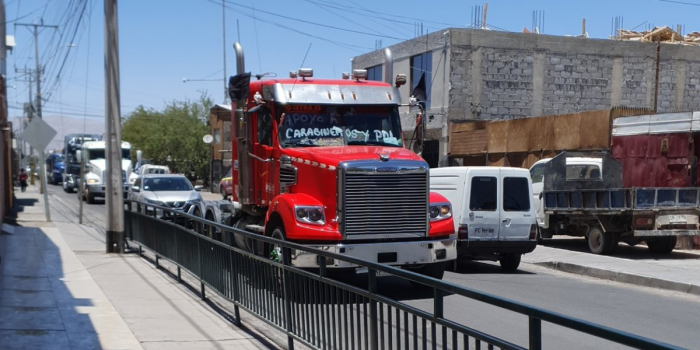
<box><xmin>430</xmin><ymin>167</ymin><xmax>538</xmax><ymax>271</ymax></box>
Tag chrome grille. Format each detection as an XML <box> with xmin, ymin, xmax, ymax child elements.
<box><xmin>341</xmin><ymin>163</ymin><xmax>428</xmax><ymax>238</ymax></box>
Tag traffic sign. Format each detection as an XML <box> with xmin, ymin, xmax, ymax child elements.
<box><xmin>18</xmin><ymin>118</ymin><xmax>57</xmax><ymax>151</ymax></box>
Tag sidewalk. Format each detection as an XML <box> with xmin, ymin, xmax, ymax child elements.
<box><xmin>523</xmin><ymin>239</ymin><xmax>700</xmax><ymax>296</ymax></box>
<box><xmin>0</xmin><ymin>184</ymin><xmax>277</xmax><ymax>350</ymax></box>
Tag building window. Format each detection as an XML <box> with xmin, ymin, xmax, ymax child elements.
<box><xmin>410</xmin><ymin>52</ymin><xmax>432</xmax><ymax>109</ymax></box>
<box><xmin>366</xmin><ymin>65</ymin><xmax>383</xmax><ymax>81</ymax></box>
<box><xmin>214</xmin><ymin>128</ymin><xmax>220</xmax><ymax>144</ymax></box>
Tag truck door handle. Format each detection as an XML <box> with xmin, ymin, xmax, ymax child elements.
<box><xmin>502</xmin><ymin>219</ymin><xmax>508</xmax><ymax>223</ymax></box>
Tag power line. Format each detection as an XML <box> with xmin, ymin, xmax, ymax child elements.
<box><xmin>658</xmin><ymin>0</ymin><xmax>700</xmax><ymax>5</ymax></box>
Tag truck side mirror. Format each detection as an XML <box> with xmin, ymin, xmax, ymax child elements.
<box><xmin>539</xmin><ymin>192</ymin><xmax>543</xmax><ymax>199</ymax></box>
<box><xmin>194</xmin><ymin>185</ymin><xmax>203</xmax><ymax>192</ymax></box>
<box><xmin>131</xmin><ymin>186</ymin><xmax>140</xmax><ymax>192</ymax></box>
<box><xmin>76</xmin><ymin>150</ymin><xmax>82</xmax><ymax>162</ymax></box>
<box><xmin>137</xmin><ymin>150</ymin><xmax>142</xmax><ymax>162</ymax></box>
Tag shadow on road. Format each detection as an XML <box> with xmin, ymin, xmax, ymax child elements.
<box><xmin>540</xmin><ymin>238</ymin><xmax>700</xmax><ymax>261</ymax></box>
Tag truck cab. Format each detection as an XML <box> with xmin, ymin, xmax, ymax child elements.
<box><xmin>430</xmin><ymin>167</ymin><xmax>537</xmax><ymax>271</ymax></box>
<box><xmin>79</xmin><ymin>141</ymin><xmax>134</xmax><ymax>204</ymax></box>
<box><xmin>194</xmin><ymin>43</ymin><xmax>456</xmax><ymax>280</ymax></box>
<box><xmin>530</xmin><ymin>157</ymin><xmax>602</xmax><ymax>230</ymax></box>
<box><xmin>45</xmin><ymin>153</ymin><xmax>65</xmax><ymax>185</ymax></box>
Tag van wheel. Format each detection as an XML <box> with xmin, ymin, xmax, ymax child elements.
<box><xmin>587</xmin><ymin>226</ymin><xmax>613</xmax><ymax>255</ymax></box>
<box><xmin>499</xmin><ymin>254</ymin><xmax>521</xmax><ymax>272</ymax></box>
<box><xmin>647</xmin><ymin>236</ymin><xmax>676</xmax><ymax>254</ymax></box>
<box><xmin>406</xmin><ymin>262</ymin><xmax>446</xmax><ymax>288</ymax></box>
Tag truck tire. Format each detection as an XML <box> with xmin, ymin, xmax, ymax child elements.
<box><xmin>646</xmin><ymin>236</ymin><xmax>677</xmax><ymax>254</ymax></box>
<box><xmin>587</xmin><ymin>226</ymin><xmax>614</xmax><ymax>255</ymax></box>
<box><xmin>266</xmin><ymin>226</ymin><xmax>285</xmax><ymax>262</ymax></box>
<box><xmin>406</xmin><ymin>262</ymin><xmax>446</xmax><ymax>288</ymax></box>
<box><xmin>499</xmin><ymin>254</ymin><xmax>522</xmax><ymax>271</ymax></box>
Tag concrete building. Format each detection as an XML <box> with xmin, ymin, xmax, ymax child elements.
<box><xmin>352</xmin><ymin>29</ymin><xmax>700</xmax><ymax>167</ymax></box>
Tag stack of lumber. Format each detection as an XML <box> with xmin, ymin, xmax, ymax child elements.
<box><xmin>615</xmin><ymin>26</ymin><xmax>700</xmax><ymax>45</ymax></box>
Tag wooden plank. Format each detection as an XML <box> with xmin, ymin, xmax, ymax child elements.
<box><xmin>450</xmin><ymin>121</ymin><xmax>487</xmax><ymax>133</ymax></box>
<box><xmin>553</xmin><ymin>113</ymin><xmax>582</xmax><ymax>150</ymax></box>
<box><xmin>579</xmin><ymin>110</ymin><xmax>612</xmax><ymax>149</ymax></box>
<box><xmin>450</xmin><ymin>128</ymin><xmax>488</xmax><ymax>156</ymax></box>
<box><xmin>506</xmin><ymin>118</ymin><xmax>531</xmax><ymax>153</ymax></box>
<box><xmin>488</xmin><ymin>153</ymin><xmax>505</xmax><ymax>166</ymax></box>
<box><xmin>488</xmin><ymin>120</ymin><xmax>509</xmax><ymax>153</ymax></box>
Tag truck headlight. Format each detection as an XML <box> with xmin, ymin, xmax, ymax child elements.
<box><xmin>87</xmin><ymin>178</ymin><xmax>98</xmax><ymax>184</ymax></box>
<box><xmin>295</xmin><ymin>205</ymin><xmax>325</xmax><ymax>225</ymax></box>
<box><xmin>429</xmin><ymin>203</ymin><xmax>452</xmax><ymax>222</ymax></box>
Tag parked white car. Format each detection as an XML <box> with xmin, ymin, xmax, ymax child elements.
<box><xmin>430</xmin><ymin>166</ymin><xmax>538</xmax><ymax>271</ymax></box>
<box><xmin>128</xmin><ymin>174</ymin><xmax>203</xmax><ymax>215</ymax></box>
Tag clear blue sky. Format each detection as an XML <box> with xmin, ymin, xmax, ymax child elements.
<box><xmin>5</xmin><ymin>0</ymin><xmax>699</xmax><ymax>130</ymax></box>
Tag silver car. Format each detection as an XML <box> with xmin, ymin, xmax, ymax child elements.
<box><xmin>129</xmin><ymin>174</ymin><xmax>203</xmax><ymax>214</ymax></box>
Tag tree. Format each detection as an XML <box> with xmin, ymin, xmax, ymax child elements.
<box><xmin>122</xmin><ymin>93</ymin><xmax>213</xmax><ymax>184</ymax></box>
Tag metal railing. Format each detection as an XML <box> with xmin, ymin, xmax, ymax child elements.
<box><xmin>124</xmin><ymin>200</ymin><xmax>683</xmax><ymax>350</ymax></box>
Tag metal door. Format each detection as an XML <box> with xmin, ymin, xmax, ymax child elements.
<box><xmin>500</xmin><ymin>169</ymin><xmax>535</xmax><ymax>241</ymax></box>
<box><xmin>465</xmin><ymin>168</ymin><xmax>500</xmax><ymax>241</ymax></box>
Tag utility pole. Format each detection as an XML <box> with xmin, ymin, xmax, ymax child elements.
<box><xmin>222</xmin><ymin>0</ymin><xmax>228</xmax><ymax>104</ymax></box>
<box><xmin>16</xmin><ymin>67</ymin><xmax>34</xmax><ymax>169</ymax></box>
<box><xmin>105</xmin><ymin>0</ymin><xmax>124</xmax><ymax>253</ymax></box>
<box><xmin>16</xmin><ymin>22</ymin><xmax>58</xmax><ymax>222</ymax></box>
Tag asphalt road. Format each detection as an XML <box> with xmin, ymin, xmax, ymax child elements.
<box><xmin>46</xmin><ymin>184</ymin><xmax>700</xmax><ymax>350</ymax></box>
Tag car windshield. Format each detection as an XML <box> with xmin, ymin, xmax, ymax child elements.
<box><xmin>142</xmin><ymin>177</ymin><xmax>193</xmax><ymax>192</ymax></box>
<box><xmin>88</xmin><ymin>149</ymin><xmax>131</xmax><ymax>160</ymax></box>
<box><xmin>278</xmin><ymin>104</ymin><xmax>403</xmax><ymax>148</ymax></box>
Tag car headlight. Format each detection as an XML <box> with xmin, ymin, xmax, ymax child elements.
<box><xmin>145</xmin><ymin>198</ymin><xmax>164</xmax><ymax>206</ymax></box>
<box><xmin>429</xmin><ymin>203</ymin><xmax>452</xmax><ymax>222</ymax></box>
<box><xmin>295</xmin><ymin>205</ymin><xmax>325</xmax><ymax>225</ymax></box>
<box><xmin>87</xmin><ymin>178</ymin><xmax>98</xmax><ymax>184</ymax></box>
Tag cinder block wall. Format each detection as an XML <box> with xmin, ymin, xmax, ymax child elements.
<box><xmin>353</xmin><ymin>29</ymin><xmax>700</xmax><ymax>131</ymax></box>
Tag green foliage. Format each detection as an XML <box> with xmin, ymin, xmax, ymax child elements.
<box><xmin>122</xmin><ymin>93</ymin><xmax>214</xmax><ymax>182</ymax></box>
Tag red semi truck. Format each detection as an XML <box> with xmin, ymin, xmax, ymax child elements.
<box><xmin>192</xmin><ymin>43</ymin><xmax>456</xmax><ymax>279</ymax></box>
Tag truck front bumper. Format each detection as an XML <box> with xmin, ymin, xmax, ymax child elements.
<box><xmin>86</xmin><ymin>183</ymin><xmax>130</xmax><ymax>197</ymax></box>
<box><xmin>291</xmin><ymin>238</ymin><xmax>456</xmax><ymax>268</ymax></box>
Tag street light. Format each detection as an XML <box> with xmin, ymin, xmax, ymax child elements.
<box><xmin>182</xmin><ymin>77</ymin><xmax>222</xmax><ymax>83</ymax></box>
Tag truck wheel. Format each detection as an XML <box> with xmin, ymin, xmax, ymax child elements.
<box><xmin>220</xmin><ymin>186</ymin><xmax>228</xmax><ymax>200</ymax></box>
<box><xmin>587</xmin><ymin>227</ymin><xmax>614</xmax><ymax>255</ymax></box>
<box><xmin>267</xmin><ymin>226</ymin><xmax>285</xmax><ymax>262</ymax></box>
<box><xmin>499</xmin><ymin>254</ymin><xmax>522</xmax><ymax>272</ymax></box>
<box><xmin>646</xmin><ymin>236</ymin><xmax>677</xmax><ymax>254</ymax></box>
<box><xmin>406</xmin><ymin>262</ymin><xmax>446</xmax><ymax>288</ymax></box>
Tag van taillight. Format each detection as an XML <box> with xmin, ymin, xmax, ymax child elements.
<box><xmin>458</xmin><ymin>225</ymin><xmax>468</xmax><ymax>240</ymax></box>
<box><xmin>529</xmin><ymin>225</ymin><xmax>538</xmax><ymax>240</ymax></box>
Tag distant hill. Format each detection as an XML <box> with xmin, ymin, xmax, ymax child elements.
<box><xmin>17</xmin><ymin>115</ymin><xmax>105</xmax><ymax>153</ymax></box>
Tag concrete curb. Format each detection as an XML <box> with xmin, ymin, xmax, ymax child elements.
<box><xmin>533</xmin><ymin>261</ymin><xmax>700</xmax><ymax>296</ymax></box>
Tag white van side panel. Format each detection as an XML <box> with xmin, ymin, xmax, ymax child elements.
<box><xmin>429</xmin><ymin>170</ymin><xmax>466</xmax><ymax>233</ymax></box>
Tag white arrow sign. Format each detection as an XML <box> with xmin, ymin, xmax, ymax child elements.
<box><xmin>18</xmin><ymin>118</ymin><xmax>57</xmax><ymax>151</ymax></box>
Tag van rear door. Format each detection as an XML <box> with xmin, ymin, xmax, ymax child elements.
<box><xmin>500</xmin><ymin>168</ymin><xmax>534</xmax><ymax>241</ymax></box>
<box><xmin>466</xmin><ymin>168</ymin><xmax>500</xmax><ymax>241</ymax></box>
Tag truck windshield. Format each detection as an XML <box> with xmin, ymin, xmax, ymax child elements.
<box><xmin>88</xmin><ymin>149</ymin><xmax>131</xmax><ymax>160</ymax></box>
<box><xmin>566</xmin><ymin>164</ymin><xmax>601</xmax><ymax>180</ymax></box>
<box><xmin>278</xmin><ymin>104</ymin><xmax>403</xmax><ymax>148</ymax></box>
